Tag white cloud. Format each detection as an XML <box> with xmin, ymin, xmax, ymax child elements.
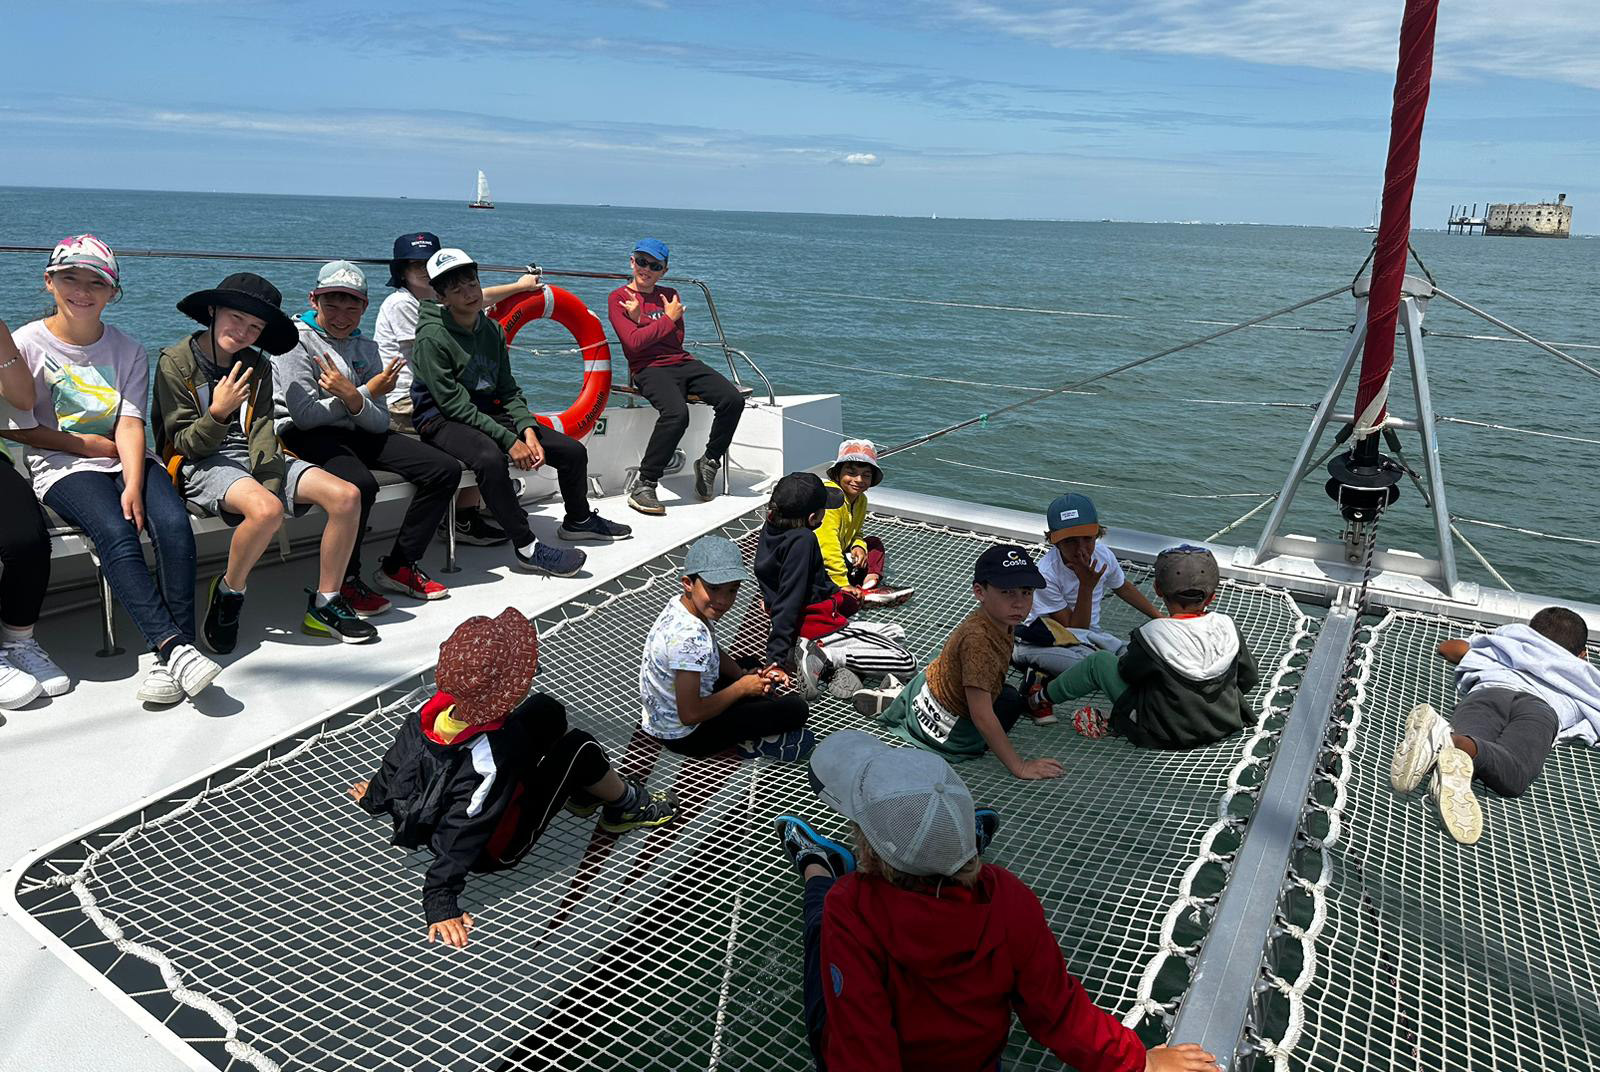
<box><xmin>842</xmin><ymin>152</ymin><xmax>882</xmax><ymax>166</ymax></box>
<box><xmin>944</xmin><ymin>1</ymin><xmax>1600</xmax><ymax>90</ymax></box>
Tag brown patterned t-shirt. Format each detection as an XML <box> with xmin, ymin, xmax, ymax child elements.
<box><xmin>925</xmin><ymin>608</ymin><xmax>1014</xmax><ymax>718</ymax></box>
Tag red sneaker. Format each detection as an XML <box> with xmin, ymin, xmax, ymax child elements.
<box><xmin>339</xmin><ymin>577</ymin><xmax>393</xmax><ymax>619</ymax></box>
<box><xmin>377</xmin><ymin>562</ymin><xmax>449</xmax><ymax>601</ymax></box>
<box><xmin>1023</xmin><ymin>669</ymin><xmax>1057</xmax><ymax>726</ymax></box>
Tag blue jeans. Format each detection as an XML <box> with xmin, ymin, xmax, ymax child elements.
<box><xmin>44</xmin><ymin>470</ymin><xmax>197</xmax><ymax>654</ymax></box>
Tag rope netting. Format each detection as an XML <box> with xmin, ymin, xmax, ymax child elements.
<box><xmin>15</xmin><ymin>513</ymin><xmax>1308</xmax><ymax>1072</ymax></box>
<box><xmin>1252</xmin><ymin>609</ymin><xmax>1600</xmax><ymax>1070</ymax></box>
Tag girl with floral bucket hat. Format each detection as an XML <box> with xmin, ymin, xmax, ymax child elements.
<box><xmin>349</xmin><ymin>608</ymin><xmax>680</xmax><ymax>948</ymax></box>
<box><xmin>4</xmin><ymin>236</ymin><xmax>222</xmax><ymax>706</ymax></box>
<box><xmin>817</xmin><ymin>438</ymin><xmax>914</xmax><ymax>608</ymax></box>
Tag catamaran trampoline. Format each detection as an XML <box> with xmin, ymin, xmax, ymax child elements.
<box><xmin>11</xmin><ymin>506</ymin><xmax>1596</xmax><ymax>1071</ymax></box>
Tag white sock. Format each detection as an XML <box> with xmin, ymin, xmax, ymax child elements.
<box><xmin>1</xmin><ymin>624</ymin><xmax>34</xmax><ymax>644</ymax></box>
<box><xmin>518</xmin><ymin>540</ymin><xmax>538</xmax><ymax>557</ymax></box>
<box><xmin>314</xmin><ymin>591</ymin><xmax>338</xmax><ymax>607</ymax></box>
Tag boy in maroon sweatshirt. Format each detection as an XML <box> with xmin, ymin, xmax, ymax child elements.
<box><xmin>776</xmin><ymin>731</ymin><xmax>1219</xmax><ymax>1072</ymax></box>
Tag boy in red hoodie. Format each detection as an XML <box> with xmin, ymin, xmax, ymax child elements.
<box><xmin>775</xmin><ymin>730</ymin><xmax>1219</xmax><ymax>1072</ymax></box>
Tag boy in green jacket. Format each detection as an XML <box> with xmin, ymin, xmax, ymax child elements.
<box><xmin>153</xmin><ymin>272</ymin><xmax>376</xmax><ymax>650</ymax></box>
<box><xmin>409</xmin><ymin>249</ymin><xmax>629</xmax><ymax>577</ymax></box>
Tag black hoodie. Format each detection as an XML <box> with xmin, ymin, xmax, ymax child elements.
<box><xmin>1111</xmin><ymin>612</ymin><xmax>1260</xmax><ymax>750</ymax></box>
<box><xmin>754</xmin><ymin>521</ymin><xmax>840</xmax><ymax>666</ymax></box>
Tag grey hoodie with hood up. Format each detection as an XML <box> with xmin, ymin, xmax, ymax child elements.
<box><xmin>1111</xmin><ymin>611</ymin><xmax>1259</xmax><ymax>750</ymax></box>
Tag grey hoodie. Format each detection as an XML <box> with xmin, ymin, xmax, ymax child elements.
<box><xmin>272</xmin><ymin>313</ymin><xmax>390</xmax><ymax>435</ymax></box>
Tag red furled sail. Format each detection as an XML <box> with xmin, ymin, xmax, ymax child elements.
<box><xmin>1352</xmin><ymin>0</ymin><xmax>1440</xmax><ymax>436</ymax></box>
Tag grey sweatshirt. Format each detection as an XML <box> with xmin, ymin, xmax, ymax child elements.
<box><xmin>272</xmin><ymin>313</ymin><xmax>390</xmax><ymax>435</ymax></box>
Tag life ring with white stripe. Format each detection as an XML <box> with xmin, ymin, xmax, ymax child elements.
<box><xmin>491</xmin><ymin>284</ymin><xmax>613</xmax><ymax>439</ymax></box>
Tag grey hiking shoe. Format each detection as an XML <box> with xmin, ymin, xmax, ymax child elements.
<box><xmin>693</xmin><ymin>455</ymin><xmax>721</xmax><ymax>500</ymax></box>
<box><xmin>627</xmin><ymin>477</ymin><xmax>666</xmax><ymax>516</ymax></box>
<box><xmin>516</xmin><ymin>540</ymin><xmax>586</xmax><ymax>577</ymax></box>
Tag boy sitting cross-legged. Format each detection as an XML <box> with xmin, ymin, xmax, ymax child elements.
<box><xmin>409</xmin><ymin>247</ymin><xmax>630</xmax><ymax>577</ymax></box>
<box><xmin>639</xmin><ymin>535</ymin><xmax>813</xmax><ymax>760</ymax></box>
<box><xmin>773</xmin><ymin>730</ymin><xmax>1219</xmax><ymax>1072</ymax></box>
<box><xmin>350</xmin><ymin>608</ymin><xmax>679</xmax><ymax>949</ymax></box>
<box><xmin>870</xmin><ymin>544</ymin><xmax>1063</xmax><ymax>781</ymax></box>
<box><xmin>1390</xmin><ymin>605</ymin><xmax>1600</xmax><ymax>845</ymax></box>
<box><xmin>1026</xmin><ymin>545</ymin><xmax>1261</xmax><ymax>748</ymax></box>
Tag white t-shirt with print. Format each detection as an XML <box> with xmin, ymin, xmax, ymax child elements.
<box><xmin>1024</xmin><ymin>542</ymin><xmax>1126</xmax><ymax>631</ymax></box>
<box><xmin>640</xmin><ymin>597</ymin><xmax>721</xmax><ymax>740</ymax></box>
<box><xmin>372</xmin><ymin>290</ymin><xmax>419</xmax><ymax>396</ymax></box>
<box><xmin>11</xmin><ymin>320</ymin><xmax>151</xmax><ymax>498</ymax></box>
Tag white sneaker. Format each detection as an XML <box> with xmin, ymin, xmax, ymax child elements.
<box><xmin>166</xmin><ymin>644</ymin><xmax>222</xmax><ymax>699</ymax></box>
<box><xmin>1430</xmin><ymin>746</ymin><xmax>1484</xmax><ymax>845</ymax></box>
<box><xmin>851</xmin><ymin>674</ymin><xmax>904</xmax><ymax>717</ymax></box>
<box><xmin>2</xmin><ymin>637</ymin><xmax>70</xmax><ymax>697</ymax></box>
<box><xmin>137</xmin><ymin>664</ymin><xmax>184</xmax><ymax>706</ymax></box>
<box><xmin>0</xmin><ymin>651</ymin><xmax>42</xmax><ymax>709</ymax></box>
<box><xmin>1390</xmin><ymin>703</ymin><xmax>1453</xmax><ymax>794</ymax></box>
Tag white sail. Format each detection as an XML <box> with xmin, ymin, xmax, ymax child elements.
<box><xmin>475</xmin><ymin>170</ymin><xmax>493</xmax><ymax>205</ymax></box>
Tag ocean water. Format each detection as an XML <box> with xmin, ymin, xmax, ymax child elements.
<box><xmin>1</xmin><ymin>186</ymin><xmax>1593</xmax><ymax>598</ymax></box>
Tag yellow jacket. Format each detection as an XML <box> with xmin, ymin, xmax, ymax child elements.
<box><xmin>816</xmin><ymin>480</ymin><xmax>868</xmax><ymax>586</ymax></box>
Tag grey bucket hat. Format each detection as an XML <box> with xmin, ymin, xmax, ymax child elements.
<box><xmin>809</xmin><ymin>730</ymin><xmax>976</xmax><ymax>877</ymax></box>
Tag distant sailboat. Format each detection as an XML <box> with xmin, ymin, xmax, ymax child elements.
<box><xmin>1362</xmin><ymin>196</ymin><xmax>1379</xmax><ymax>233</ymax></box>
<box><xmin>469</xmin><ymin>170</ymin><xmax>494</xmax><ymax>210</ymax></box>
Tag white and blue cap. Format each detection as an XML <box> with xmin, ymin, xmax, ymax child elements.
<box><xmin>682</xmin><ymin>535</ymin><xmax>749</xmax><ymax>585</ymax></box>
<box><xmin>312</xmin><ymin>260</ymin><xmax>368</xmax><ymax>300</ymax></box>
<box><xmin>425</xmin><ymin>247</ymin><xmax>477</xmax><ymax>282</ymax></box>
<box><xmin>810</xmin><ymin>731</ymin><xmax>976</xmax><ymax>877</ymax></box>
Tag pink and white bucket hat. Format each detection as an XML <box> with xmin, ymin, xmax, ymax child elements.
<box><xmin>827</xmin><ymin>438</ymin><xmax>883</xmax><ymax>487</ymax></box>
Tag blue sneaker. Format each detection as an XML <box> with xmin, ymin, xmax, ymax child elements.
<box><xmin>516</xmin><ymin>540</ymin><xmax>586</xmax><ymax>577</ymax></box>
<box><xmin>557</xmin><ymin>511</ymin><xmax>633</xmax><ymax>542</ymax></box>
<box><xmin>774</xmin><ymin>815</ymin><xmax>856</xmax><ymax>878</ymax></box>
<box><xmin>975</xmin><ymin>806</ymin><xmax>1001</xmax><ymax>855</ymax></box>
<box><xmin>735</xmin><ymin>727</ymin><xmax>816</xmax><ymax>762</ymax></box>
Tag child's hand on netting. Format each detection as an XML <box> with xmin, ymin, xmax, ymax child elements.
<box><xmin>1145</xmin><ymin>1043</ymin><xmax>1218</xmax><ymax>1071</ymax></box>
<box><xmin>1014</xmin><ymin>758</ymin><xmax>1063</xmax><ymax>781</ymax></box>
<box><xmin>427</xmin><ymin>913</ymin><xmax>474</xmax><ymax>949</ymax></box>
<box><xmin>347</xmin><ymin>780</ymin><xmax>369</xmax><ymax>803</ymax></box>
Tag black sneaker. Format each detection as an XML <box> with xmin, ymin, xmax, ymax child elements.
<box><xmin>693</xmin><ymin>455</ymin><xmax>721</xmax><ymax>501</ymax></box>
<box><xmin>302</xmin><ymin>592</ymin><xmax>378</xmax><ymax>644</ymax></box>
<box><xmin>627</xmin><ymin>478</ymin><xmax>666</xmax><ymax>516</ymax></box>
<box><xmin>598</xmin><ymin>777</ymin><xmax>680</xmax><ymax>833</ymax></box>
<box><xmin>975</xmin><ymin>807</ymin><xmax>1001</xmax><ymax>855</ymax></box>
<box><xmin>514</xmin><ymin>540</ymin><xmax>586</xmax><ymax>577</ymax></box>
<box><xmin>202</xmin><ymin>575</ymin><xmax>246</xmax><ymax>655</ymax></box>
<box><xmin>451</xmin><ymin>508</ymin><xmax>509</xmax><ymax>546</ymax></box>
<box><xmin>557</xmin><ymin>511</ymin><xmax>634</xmax><ymax>542</ymax></box>
<box><xmin>774</xmin><ymin>816</ymin><xmax>856</xmax><ymax>878</ymax></box>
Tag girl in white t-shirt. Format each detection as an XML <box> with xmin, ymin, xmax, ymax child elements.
<box><xmin>2</xmin><ymin>236</ymin><xmax>221</xmax><ymax>706</ymax></box>
<box><xmin>0</xmin><ymin>317</ymin><xmax>67</xmax><ymax>709</ymax></box>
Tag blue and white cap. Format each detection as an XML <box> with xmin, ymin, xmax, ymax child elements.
<box><xmin>425</xmin><ymin>247</ymin><xmax>477</xmax><ymax>282</ymax></box>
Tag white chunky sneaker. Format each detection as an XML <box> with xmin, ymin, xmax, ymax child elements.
<box><xmin>166</xmin><ymin>644</ymin><xmax>222</xmax><ymax>699</ymax></box>
<box><xmin>137</xmin><ymin>664</ymin><xmax>184</xmax><ymax>706</ymax></box>
<box><xmin>1390</xmin><ymin>702</ymin><xmax>1452</xmax><ymax>794</ymax></box>
<box><xmin>3</xmin><ymin>637</ymin><xmax>71</xmax><ymax>697</ymax></box>
<box><xmin>1430</xmin><ymin>746</ymin><xmax>1484</xmax><ymax>845</ymax></box>
<box><xmin>0</xmin><ymin>650</ymin><xmax>42</xmax><ymax>710</ymax></box>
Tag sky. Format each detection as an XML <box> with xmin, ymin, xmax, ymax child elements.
<box><xmin>4</xmin><ymin>1</ymin><xmax>1599</xmax><ymax>229</ymax></box>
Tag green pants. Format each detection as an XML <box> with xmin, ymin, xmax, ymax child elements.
<box><xmin>1042</xmin><ymin>649</ymin><xmax>1127</xmax><ymax>706</ymax></box>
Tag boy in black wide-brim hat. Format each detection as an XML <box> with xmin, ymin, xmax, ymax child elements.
<box><xmin>152</xmin><ymin>271</ymin><xmax>377</xmax><ymax>651</ymax></box>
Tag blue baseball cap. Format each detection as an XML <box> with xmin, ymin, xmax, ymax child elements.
<box><xmin>633</xmin><ymin>238</ymin><xmax>670</xmax><ymax>264</ymax></box>
<box><xmin>682</xmin><ymin>536</ymin><xmax>748</xmax><ymax>584</ymax></box>
<box><xmin>1045</xmin><ymin>492</ymin><xmax>1099</xmax><ymax>541</ymax></box>
<box><xmin>973</xmin><ymin>544</ymin><xmax>1046</xmax><ymax>589</ymax></box>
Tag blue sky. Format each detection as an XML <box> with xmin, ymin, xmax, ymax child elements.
<box><xmin>4</xmin><ymin>1</ymin><xmax>1597</xmax><ymax>229</ymax></box>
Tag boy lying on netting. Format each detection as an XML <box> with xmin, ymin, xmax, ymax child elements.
<box><xmin>1390</xmin><ymin>605</ymin><xmax>1600</xmax><ymax>845</ymax></box>
<box><xmin>774</xmin><ymin>730</ymin><xmax>1219</xmax><ymax>1072</ymax></box>
<box><xmin>1024</xmin><ymin>545</ymin><xmax>1260</xmax><ymax>749</ymax></box>
<box><xmin>349</xmin><ymin>608</ymin><xmax>678</xmax><ymax>948</ymax></box>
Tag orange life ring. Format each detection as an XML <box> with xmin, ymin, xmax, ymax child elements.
<box><xmin>491</xmin><ymin>284</ymin><xmax>613</xmax><ymax>439</ymax></box>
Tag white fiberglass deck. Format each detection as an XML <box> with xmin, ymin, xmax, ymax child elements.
<box><xmin>0</xmin><ymin>469</ymin><xmax>773</xmax><ymax>1072</ymax></box>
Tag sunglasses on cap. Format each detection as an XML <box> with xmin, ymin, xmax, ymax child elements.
<box><xmin>633</xmin><ymin>255</ymin><xmax>666</xmax><ymax>272</ymax></box>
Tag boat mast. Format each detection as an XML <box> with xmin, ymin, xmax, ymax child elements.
<box><xmin>1324</xmin><ymin>0</ymin><xmax>1440</xmax><ymax>529</ymax></box>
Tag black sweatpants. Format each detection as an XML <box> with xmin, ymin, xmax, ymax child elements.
<box><xmin>480</xmin><ymin>700</ymin><xmax>614</xmax><ymax>869</ymax></box>
<box><xmin>633</xmin><ymin>358</ymin><xmax>744</xmax><ymax>484</ymax></box>
<box><xmin>421</xmin><ymin>414</ymin><xmax>592</xmax><ymax>546</ymax></box>
<box><xmin>1451</xmin><ymin>686</ymin><xmax>1560</xmax><ymax>798</ymax></box>
<box><xmin>663</xmin><ymin>691</ymin><xmax>810</xmax><ymax>757</ymax></box>
<box><xmin>280</xmin><ymin>425</ymin><xmax>461</xmax><ymax>580</ymax></box>
<box><xmin>0</xmin><ymin>461</ymin><xmax>50</xmax><ymax>628</ymax></box>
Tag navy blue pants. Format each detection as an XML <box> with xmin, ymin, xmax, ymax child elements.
<box><xmin>802</xmin><ymin>875</ymin><xmax>833</xmax><ymax>1071</ymax></box>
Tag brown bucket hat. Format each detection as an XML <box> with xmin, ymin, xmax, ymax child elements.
<box><xmin>435</xmin><ymin>608</ymin><xmax>541</xmax><ymax>726</ymax></box>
